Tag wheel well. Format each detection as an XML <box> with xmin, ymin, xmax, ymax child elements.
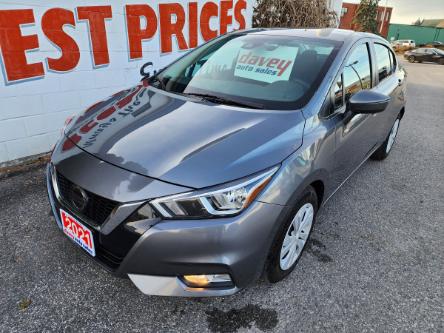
<box><xmin>399</xmin><ymin>107</ymin><xmax>405</xmax><ymax>119</ymax></box>
<box><xmin>310</xmin><ymin>180</ymin><xmax>324</xmax><ymax>207</ymax></box>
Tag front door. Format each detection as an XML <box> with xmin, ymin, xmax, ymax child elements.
<box><xmin>332</xmin><ymin>42</ymin><xmax>378</xmax><ymax>186</ymax></box>
<box><xmin>430</xmin><ymin>49</ymin><xmax>443</xmax><ymax>64</ymax></box>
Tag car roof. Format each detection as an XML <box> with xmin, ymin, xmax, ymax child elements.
<box><xmin>237</xmin><ymin>28</ymin><xmax>380</xmax><ymax>44</ymax></box>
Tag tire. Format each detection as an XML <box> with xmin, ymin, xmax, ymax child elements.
<box><xmin>371</xmin><ymin>115</ymin><xmax>401</xmax><ymax>161</ymax></box>
<box><xmin>266</xmin><ymin>186</ymin><xmax>318</xmax><ymax>283</ymax></box>
<box><xmin>439</xmin><ymin>59</ymin><xmax>444</xmax><ymax>65</ymax></box>
<box><xmin>408</xmin><ymin>56</ymin><xmax>415</xmax><ymax>63</ymax></box>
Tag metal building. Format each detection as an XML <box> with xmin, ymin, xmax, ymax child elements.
<box><xmin>388</xmin><ymin>22</ymin><xmax>444</xmax><ymax>45</ymax></box>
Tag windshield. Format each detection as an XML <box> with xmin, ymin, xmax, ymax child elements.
<box><xmin>152</xmin><ymin>33</ymin><xmax>342</xmax><ymax>110</ymax></box>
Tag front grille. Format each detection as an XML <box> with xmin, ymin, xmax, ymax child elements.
<box><xmin>56</xmin><ymin>171</ymin><xmax>118</xmax><ymax>225</ymax></box>
<box><xmin>48</xmin><ymin>168</ymin><xmax>141</xmax><ymax>272</ymax></box>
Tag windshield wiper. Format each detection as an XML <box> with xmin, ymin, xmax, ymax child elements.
<box><xmin>185</xmin><ymin>93</ymin><xmax>264</xmax><ymax>109</ymax></box>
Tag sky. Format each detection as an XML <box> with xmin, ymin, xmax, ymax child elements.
<box><xmin>346</xmin><ymin>0</ymin><xmax>444</xmax><ymax>24</ymax></box>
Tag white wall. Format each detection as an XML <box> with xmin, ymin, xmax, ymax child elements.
<box><xmin>0</xmin><ymin>0</ymin><xmax>253</xmax><ymax>165</ymax></box>
<box><xmin>328</xmin><ymin>0</ymin><xmax>343</xmax><ymax>26</ymax></box>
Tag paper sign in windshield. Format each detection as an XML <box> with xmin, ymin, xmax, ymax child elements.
<box><xmin>234</xmin><ymin>47</ymin><xmax>297</xmax><ymax>83</ymax></box>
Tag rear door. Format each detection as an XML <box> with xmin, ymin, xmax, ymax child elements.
<box><xmin>370</xmin><ymin>42</ymin><xmax>404</xmax><ymax>142</ymax></box>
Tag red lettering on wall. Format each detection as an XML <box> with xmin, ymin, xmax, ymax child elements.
<box><xmin>200</xmin><ymin>2</ymin><xmax>218</xmax><ymax>41</ymax></box>
<box><xmin>0</xmin><ymin>2</ymin><xmax>251</xmax><ymax>84</ymax></box>
<box><xmin>220</xmin><ymin>1</ymin><xmax>233</xmax><ymax>34</ymax></box>
<box><xmin>80</xmin><ymin>120</ymin><xmax>98</xmax><ymax>133</ymax></box>
<box><xmin>96</xmin><ymin>106</ymin><xmax>116</xmax><ymax>120</ymax></box>
<box><xmin>62</xmin><ymin>134</ymin><xmax>81</xmax><ymax>152</ymax></box>
<box><xmin>188</xmin><ymin>2</ymin><xmax>198</xmax><ymax>49</ymax></box>
<box><xmin>42</xmin><ymin>8</ymin><xmax>80</xmax><ymax>72</ymax></box>
<box><xmin>0</xmin><ymin>9</ymin><xmax>44</xmax><ymax>82</ymax></box>
<box><xmin>159</xmin><ymin>3</ymin><xmax>188</xmax><ymax>53</ymax></box>
<box><xmin>125</xmin><ymin>5</ymin><xmax>157</xmax><ymax>59</ymax></box>
<box><xmin>116</xmin><ymin>85</ymin><xmax>143</xmax><ymax>109</ymax></box>
<box><xmin>234</xmin><ymin>0</ymin><xmax>247</xmax><ymax>29</ymax></box>
<box><xmin>77</xmin><ymin>6</ymin><xmax>112</xmax><ymax>67</ymax></box>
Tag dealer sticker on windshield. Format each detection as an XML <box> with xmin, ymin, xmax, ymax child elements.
<box><xmin>234</xmin><ymin>46</ymin><xmax>297</xmax><ymax>83</ymax></box>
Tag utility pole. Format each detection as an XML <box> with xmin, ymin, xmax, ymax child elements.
<box><xmin>380</xmin><ymin>0</ymin><xmax>389</xmax><ymax>34</ymax></box>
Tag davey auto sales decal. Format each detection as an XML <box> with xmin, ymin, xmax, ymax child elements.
<box><xmin>234</xmin><ymin>46</ymin><xmax>297</xmax><ymax>83</ymax></box>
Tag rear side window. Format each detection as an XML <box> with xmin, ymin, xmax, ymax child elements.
<box><xmin>374</xmin><ymin>43</ymin><xmax>393</xmax><ymax>82</ymax></box>
<box><xmin>343</xmin><ymin>43</ymin><xmax>372</xmax><ymax>103</ymax></box>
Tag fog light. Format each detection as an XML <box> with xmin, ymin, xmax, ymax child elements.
<box><xmin>182</xmin><ymin>274</ymin><xmax>233</xmax><ymax>288</ymax></box>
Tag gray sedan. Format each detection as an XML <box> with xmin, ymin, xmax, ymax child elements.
<box><xmin>47</xmin><ymin>28</ymin><xmax>406</xmax><ymax>297</ymax></box>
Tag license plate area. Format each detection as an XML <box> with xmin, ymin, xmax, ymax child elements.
<box><xmin>60</xmin><ymin>209</ymin><xmax>96</xmax><ymax>257</ymax></box>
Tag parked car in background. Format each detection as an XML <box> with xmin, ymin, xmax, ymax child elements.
<box><xmin>419</xmin><ymin>41</ymin><xmax>444</xmax><ymax>50</ymax></box>
<box><xmin>47</xmin><ymin>29</ymin><xmax>407</xmax><ymax>297</ymax></box>
<box><xmin>404</xmin><ymin>48</ymin><xmax>444</xmax><ymax>64</ymax></box>
<box><xmin>392</xmin><ymin>39</ymin><xmax>416</xmax><ymax>48</ymax></box>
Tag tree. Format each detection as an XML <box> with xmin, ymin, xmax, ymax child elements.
<box><xmin>352</xmin><ymin>0</ymin><xmax>380</xmax><ymax>33</ymax></box>
<box><xmin>413</xmin><ymin>18</ymin><xmax>423</xmax><ymax>25</ymax></box>
<box><xmin>253</xmin><ymin>0</ymin><xmax>337</xmax><ymax>28</ymax></box>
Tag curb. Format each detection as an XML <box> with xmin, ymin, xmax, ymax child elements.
<box><xmin>0</xmin><ymin>153</ymin><xmax>50</xmax><ymax>179</ymax></box>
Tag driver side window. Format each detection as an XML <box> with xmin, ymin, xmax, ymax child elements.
<box><xmin>343</xmin><ymin>43</ymin><xmax>372</xmax><ymax>102</ymax></box>
<box><xmin>330</xmin><ymin>43</ymin><xmax>372</xmax><ymax>115</ymax></box>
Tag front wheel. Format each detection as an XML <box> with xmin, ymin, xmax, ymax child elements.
<box><xmin>408</xmin><ymin>55</ymin><xmax>415</xmax><ymax>63</ymax></box>
<box><xmin>371</xmin><ymin>116</ymin><xmax>401</xmax><ymax>161</ymax></box>
<box><xmin>266</xmin><ymin>186</ymin><xmax>318</xmax><ymax>283</ymax></box>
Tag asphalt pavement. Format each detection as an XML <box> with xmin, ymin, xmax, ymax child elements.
<box><xmin>0</xmin><ymin>58</ymin><xmax>443</xmax><ymax>333</ymax></box>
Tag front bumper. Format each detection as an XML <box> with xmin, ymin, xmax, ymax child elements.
<box><xmin>128</xmin><ymin>274</ymin><xmax>240</xmax><ymax>297</ymax></box>
<box><xmin>47</xmin><ymin>163</ymin><xmax>287</xmax><ymax>296</ymax></box>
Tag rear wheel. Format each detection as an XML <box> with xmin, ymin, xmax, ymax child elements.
<box><xmin>266</xmin><ymin>186</ymin><xmax>318</xmax><ymax>283</ymax></box>
<box><xmin>439</xmin><ymin>58</ymin><xmax>444</xmax><ymax>65</ymax></box>
<box><xmin>371</xmin><ymin>116</ymin><xmax>401</xmax><ymax>161</ymax></box>
<box><xmin>408</xmin><ymin>55</ymin><xmax>415</xmax><ymax>63</ymax></box>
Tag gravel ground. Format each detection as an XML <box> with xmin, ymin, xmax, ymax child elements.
<box><xmin>1</xmin><ymin>59</ymin><xmax>443</xmax><ymax>333</ymax></box>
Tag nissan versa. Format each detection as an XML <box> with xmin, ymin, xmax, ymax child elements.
<box><xmin>47</xmin><ymin>28</ymin><xmax>406</xmax><ymax>296</ymax></box>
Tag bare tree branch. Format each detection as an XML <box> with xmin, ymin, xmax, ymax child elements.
<box><xmin>253</xmin><ymin>0</ymin><xmax>338</xmax><ymax>29</ymax></box>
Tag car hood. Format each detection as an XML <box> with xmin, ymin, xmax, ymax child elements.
<box><xmin>63</xmin><ymin>83</ymin><xmax>305</xmax><ymax>188</ymax></box>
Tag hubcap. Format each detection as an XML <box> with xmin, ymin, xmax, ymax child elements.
<box><xmin>279</xmin><ymin>203</ymin><xmax>314</xmax><ymax>270</ymax></box>
<box><xmin>386</xmin><ymin>119</ymin><xmax>400</xmax><ymax>153</ymax></box>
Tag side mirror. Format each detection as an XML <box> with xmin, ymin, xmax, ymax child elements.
<box><xmin>349</xmin><ymin>90</ymin><xmax>390</xmax><ymax>114</ymax></box>
<box><xmin>140</xmin><ymin>62</ymin><xmax>156</xmax><ymax>79</ymax></box>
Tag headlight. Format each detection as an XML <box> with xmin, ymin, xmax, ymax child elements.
<box><xmin>146</xmin><ymin>166</ymin><xmax>279</xmax><ymax>219</ymax></box>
